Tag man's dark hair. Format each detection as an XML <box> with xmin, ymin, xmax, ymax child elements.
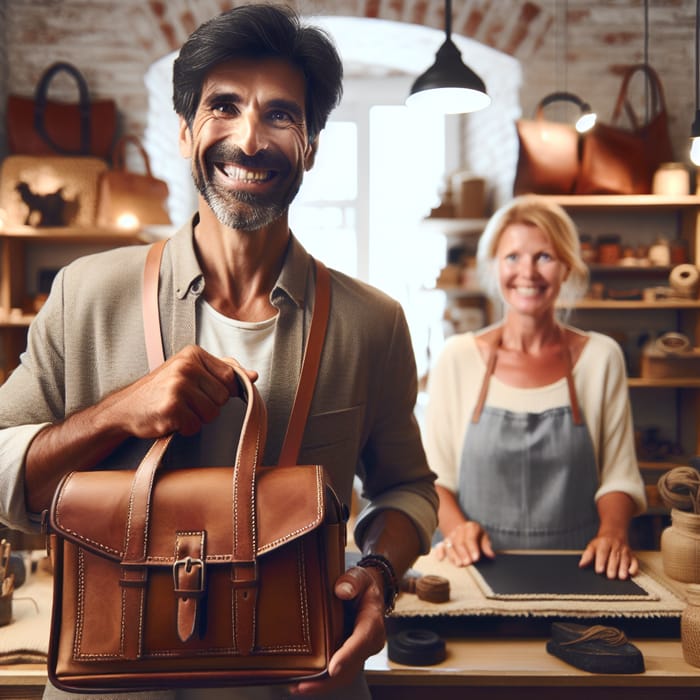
<box><xmin>173</xmin><ymin>4</ymin><xmax>343</xmax><ymax>142</ymax></box>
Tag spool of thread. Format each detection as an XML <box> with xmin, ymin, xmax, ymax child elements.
<box><xmin>670</xmin><ymin>264</ymin><xmax>700</xmax><ymax>298</ymax></box>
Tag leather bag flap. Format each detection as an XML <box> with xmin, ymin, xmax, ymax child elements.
<box><xmin>50</xmin><ymin>464</ymin><xmax>332</xmax><ymax>564</ymax></box>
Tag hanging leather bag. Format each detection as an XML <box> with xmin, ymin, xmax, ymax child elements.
<box><xmin>576</xmin><ymin>64</ymin><xmax>674</xmax><ymax>195</ymax></box>
<box><xmin>6</xmin><ymin>62</ymin><xmax>117</xmax><ymax>158</ymax></box>
<box><xmin>46</xmin><ymin>241</ymin><xmax>347</xmax><ymax>692</ymax></box>
<box><xmin>97</xmin><ymin>135</ymin><xmax>171</xmax><ymax>227</ymax></box>
<box><xmin>513</xmin><ymin>95</ymin><xmax>582</xmax><ymax>195</ymax></box>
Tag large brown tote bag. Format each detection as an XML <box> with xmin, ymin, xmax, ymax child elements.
<box><xmin>46</xmin><ymin>240</ymin><xmax>347</xmax><ymax>692</ymax></box>
<box><xmin>575</xmin><ymin>63</ymin><xmax>674</xmax><ymax>194</ymax></box>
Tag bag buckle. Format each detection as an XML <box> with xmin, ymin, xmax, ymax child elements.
<box><xmin>173</xmin><ymin>556</ymin><xmax>205</xmax><ymax>597</ymax></box>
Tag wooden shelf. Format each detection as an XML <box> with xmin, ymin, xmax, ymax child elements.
<box><xmin>562</xmin><ymin>299</ymin><xmax>700</xmax><ymax>310</ymax></box>
<box><xmin>0</xmin><ymin>225</ymin><xmax>149</xmax><ymax>245</ymax></box>
<box><xmin>542</xmin><ymin>194</ymin><xmax>700</xmax><ymax>210</ymax></box>
<box><xmin>628</xmin><ymin>377</ymin><xmax>700</xmax><ymax>388</ymax></box>
<box><xmin>420</xmin><ymin>217</ymin><xmax>488</xmax><ymax>237</ymax></box>
<box><xmin>430</xmin><ymin>284</ymin><xmax>485</xmax><ymax>298</ymax></box>
<box><xmin>0</xmin><ymin>310</ymin><xmax>35</xmax><ymax>328</ymax></box>
<box><xmin>588</xmin><ymin>263</ymin><xmax>673</xmax><ymax>276</ymax></box>
<box><xmin>639</xmin><ymin>459</ymin><xmax>692</xmax><ymax>472</ymax></box>
<box><xmin>0</xmin><ymin>226</ymin><xmax>153</xmax><ymax>379</ymax></box>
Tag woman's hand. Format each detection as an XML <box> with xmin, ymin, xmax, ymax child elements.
<box><xmin>434</xmin><ymin>520</ymin><xmax>495</xmax><ymax>567</ymax></box>
<box><xmin>579</xmin><ymin>532</ymin><xmax>638</xmax><ymax>580</ymax></box>
<box><xmin>580</xmin><ymin>491</ymin><xmax>638</xmax><ymax>579</ymax></box>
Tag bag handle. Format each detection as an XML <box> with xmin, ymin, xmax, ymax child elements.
<box><xmin>141</xmin><ymin>239</ymin><xmax>330</xmax><ymax>462</ymax></box>
<box><xmin>122</xmin><ymin>364</ymin><xmax>267</xmax><ymax>565</ymax></box>
<box><xmin>120</xmin><ymin>361</ymin><xmax>267</xmax><ymax>654</ymax></box>
<box><xmin>611</xmin><ymin>63</ymin><xmax>667</xmax><ymax>129</ymax></box>
<box><xmin>33</xmin><ymin>61</ymin><xmax>92</xmax><ymax>155</ymax></box>
<box><xmin>112</xmin><ymin>134</ymin><xmax>154</xmax><ymax>176</ymax></box>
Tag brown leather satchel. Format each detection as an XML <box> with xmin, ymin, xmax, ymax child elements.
<box><xmin>96</xmin><ymin>135</ymin><xmax>172</xmax><ymax>228</ymax></box>
<box><xmin>576</xmin><ymin>64</ymin><xmax>674</xmax><ymax>195</ymax></box>
<box><xmin>513</xmin><ymin>96</ymin><xmax>581</xmax><ymax>195</ymax></box>
<box><xmin>47</xmin><ymin>242</ymin><xmax>347</xmax><ymax>692</ymax></box>
<box><xmin>7</xmin><ymin>62</ymin><xmax>117</xmax><ymax>158</ymax></box>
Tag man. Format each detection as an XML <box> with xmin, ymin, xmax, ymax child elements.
<box><xmin>0</xmin><ymin>4</ymin><xmax>437</xmax><ymax>699</ymax></box>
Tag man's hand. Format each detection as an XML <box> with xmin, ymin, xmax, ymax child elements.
<box><xmin>24</xmin><ymin>345</ymin><xmax>256</xmax><ymax>513</ymax></box>
<box><xmin>100</xmin><ymin>345</ymin><xmax>252</xmax><ymax>439</ymax></box>
<box><xmin>288</xmin><ymin>565</ymin><xmax>386</xmax><ymax>696</ymax></box>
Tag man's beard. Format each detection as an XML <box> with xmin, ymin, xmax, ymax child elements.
<box><xmin>193</xmin><ymin>143</ymin><xmax>303</xmax><ymax>231</ymax></box>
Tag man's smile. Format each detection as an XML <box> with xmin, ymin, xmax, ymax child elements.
<box><xmin>216</xmin><ymin>163</ymin><xmax>276</xmax><ymax>183</ymax></box>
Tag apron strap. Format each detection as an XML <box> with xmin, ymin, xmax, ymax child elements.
<box><xmin>471</xmin><ymin>341</ymin><xmax>498</xmax><ymax>424</ymax></box>
<box><xmin>470</xmin><ymin>327</ymin><xmax>583</xmax><ymax>425</ymax></box>
<box><xmin>562</xmin><ymin>341</ymin><xmax>583</xmax><ymax>425</ymax></box>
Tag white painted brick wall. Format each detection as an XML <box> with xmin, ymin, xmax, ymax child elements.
<box><xmin>0</xmin><ymin>0</ymin><xmax>697</xmax><ymax>171</ymax></box>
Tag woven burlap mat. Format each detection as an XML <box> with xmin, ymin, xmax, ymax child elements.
<box><xmin>0</xmin><ymin>570</ymin><xmax>52</xmax><ymax>663</ymax></box>
<box><xmin>393</xmin><ymin>550</ymin><xmax>686</xmax><ymax>620</ymax></box>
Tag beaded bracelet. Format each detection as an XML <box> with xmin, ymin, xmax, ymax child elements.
<box><xmin>356</xmin><ymin>553</ymin><xmax>399</xmax><ymax>615</ymax></box>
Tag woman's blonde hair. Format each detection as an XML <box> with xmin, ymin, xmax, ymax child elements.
<box><xmin>476</xmin><ymin>194</ymin><xmax>589</xmax><ymax>305</ymax></box>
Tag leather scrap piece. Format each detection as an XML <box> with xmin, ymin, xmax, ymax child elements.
<box><xmin>546</xmin><ymin>621</ymin><xmax>645</xmax><ymax>674</ymax></box>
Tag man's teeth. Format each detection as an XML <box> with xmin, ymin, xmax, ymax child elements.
<box><xmin>222</xmin><ymin>165</ymin><xmax>270</xmax><ymax>181</ymax></box>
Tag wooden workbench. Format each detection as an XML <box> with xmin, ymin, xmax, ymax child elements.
<box><xmin>1</xmin><ymin>551</ymin><xmax>699</xmax><ymax>699</ymax></box>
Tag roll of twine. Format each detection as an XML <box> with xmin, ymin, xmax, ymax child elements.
<box><xmin>655</xmin><ymin>332</ymin><xmax>691</xmax><ymax>354</ymax></box>
<box><xmin>670</xmin><ymin>264</ymin><xmax>700</xmax><ymax>298</ymax></box>
<box><xmin>657</xmin><ymin>466</ymin><xmax>700</xmax><ymax>513</ymax></box>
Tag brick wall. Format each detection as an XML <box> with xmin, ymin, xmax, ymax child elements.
<box><xmin>1</xmin><ymin>0</ymin><xmax>697</xmax><ymax>169</ymax></box>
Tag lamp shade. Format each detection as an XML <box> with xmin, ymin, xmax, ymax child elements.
<box><xmin>406</xmin><ymin>37</ymin><xmax>490</xmax><ymax>114</ymax></box>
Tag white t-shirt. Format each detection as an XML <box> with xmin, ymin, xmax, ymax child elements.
<box><xmin>192</xmin><ymin>300</ymin><xmax>278</xmax><ymax>465</ymax></box>
<box><xmin>197</xmin><ymin>299</ymin><xmax>277</xmax><ymax>400</ymax></box>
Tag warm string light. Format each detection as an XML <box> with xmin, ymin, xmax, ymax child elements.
<box><xmin>116</xmin><ymin>212</ymin><xmax>140</xmax><ymax>230</ymax></box>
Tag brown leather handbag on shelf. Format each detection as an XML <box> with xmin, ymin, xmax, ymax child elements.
<box><xmin>513</xmin><ymin>94</ymin><xmax>582</xmax><ymax>195</ymax></box>
<box><xmin>47</xmin><ymin>241</ymin><xmax>347</xmax><ymax>692</ymax></box>
<box><xmin>6</xmin><ymin>61</ymin><xmax>117</xmax><ymax>158</ymax></box>
<box><xmin>96</xmin><ymin>135</ymin><xmax>171</xmax><ymax>227</ymax></box>
<box><xmin>576</xmin><ymin>63</ymin><xmax>674</xmax><ymax>195</ymax></box>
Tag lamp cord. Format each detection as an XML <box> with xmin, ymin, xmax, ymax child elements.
<box><xmin>696</xmin><ymin>0</ymin><xmax>699</xmax><ymax>112</ymax></box>
<box><xmin>444</xmin><ymin>0</ymin><xmax>452</xmax><ymax>40</ymax></box>
<box><xmin>644</xmin><ymin>0</ymin><xmax>650</xmax><ymax>122</ymax></box>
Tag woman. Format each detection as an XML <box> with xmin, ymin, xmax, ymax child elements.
<box><xmin>424</xmin><ymin>194</ymin><xmax>646</xmax><ymax>580</ymax></box>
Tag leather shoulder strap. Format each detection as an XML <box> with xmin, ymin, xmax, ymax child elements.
<box><xmin>278</xmin><ymin>259</ymin><xmax>330</xmax><ymax>465</ymax></box>
<box><xmin>142</xmin><ymin>238</ymin><xmax>167</xmax><ymax>370</ymax></box>
<box><xmin>141</xmin><ymin>245</ymin><xmax>331</xmax><ymax>463</ymax></box>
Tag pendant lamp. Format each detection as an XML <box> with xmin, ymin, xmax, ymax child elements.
<box><xmin>691</xmin><ymin>0</ymin><xmax>700</xmax><ymax>165</ymax></box>
<box><xmin>406</xmin><ymin>0</ymin><xmax>490</xmax><ymax>114</ymax></box>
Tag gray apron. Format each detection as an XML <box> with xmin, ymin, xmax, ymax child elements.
<box><xmin>457</xmin><ymin>337</ymin><xmax>599</xmax><ymax>550</ymax></box>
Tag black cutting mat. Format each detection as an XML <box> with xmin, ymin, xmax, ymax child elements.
<box><xmin>471</xmin><ymin>553</ymin><xmax>651</xmax><ymax>599</ymax></box>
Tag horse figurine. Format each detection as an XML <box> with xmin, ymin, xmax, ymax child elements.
<box><xmin>15</xmin><ymin>181</ymin><xmax>78</xmax><ymax>227</ymax></box>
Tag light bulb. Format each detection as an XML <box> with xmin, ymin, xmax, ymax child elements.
<box><xmin>575</xmin><ymin>112</ymin><xmax>597</xmax><ymax>133</ymax></box>
<box><xmin>691</xmin><ymin>136</ymin><xmax>700</xmax><ymax>167</ymax></box>
<box><xmin>116</xmin><ymin>212</ymin><xmax>140</xmax><ymax>230</ymax></box>
<box><xmin>406</xmin><ymin>87</ymin><xmax>491</xmax><ymax>114</ymax></box>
